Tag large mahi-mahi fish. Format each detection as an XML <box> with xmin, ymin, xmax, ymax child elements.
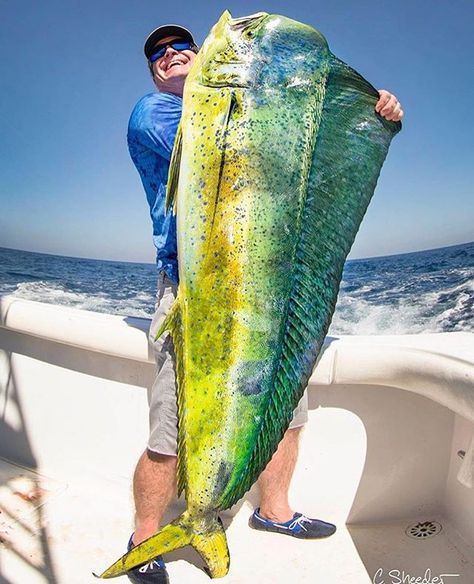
<box><xmin>98</xmin><ymin>10</ymin><xmax>401</xmax><ymax>579</ymax></box>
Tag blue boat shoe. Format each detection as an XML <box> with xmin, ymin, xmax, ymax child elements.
<box><xmin>126</xmin><ymin>534</ymin><xmax>169</xmax><ymax>584</ymax></box>
<box><xmin>249</xmin><ymin>508</ymin><xmax>337</xmax><ymax>539</ymax></box>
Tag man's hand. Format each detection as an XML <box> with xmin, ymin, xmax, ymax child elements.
<box><xmin>375</xmin><ymin>90</ymin><xmax>404</xmax><ymax>122</ymax></box>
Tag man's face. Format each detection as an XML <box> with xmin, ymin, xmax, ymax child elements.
<box><xmin>151</xmin><ymin>35</ymin><xmax>197</xmax><ymax>96</ymax></box>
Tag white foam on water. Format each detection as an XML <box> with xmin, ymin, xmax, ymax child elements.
<box><xmin>6</xmin><ymin>281</ymin><xmax>155</xmax><ymax>319</ymax></box>
<box><xmin>433</xmin><ymin>278</ymin><xmax>474</xmax><ymax>332</ymax></box>
<box><xmin>330</xmin><ymin>277</ymin><xmax>474</xmax><ymax>335</ymax></box>
<box><xmin>329</xmin><ymin>297</ymin><xmax>430</xmax><ymax>335</ymax></box>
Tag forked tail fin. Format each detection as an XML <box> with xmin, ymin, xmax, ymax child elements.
<box><xmin>94</xmin><ymin>511</ymin><xmax>229</xmax><ymax>579</ymax></box>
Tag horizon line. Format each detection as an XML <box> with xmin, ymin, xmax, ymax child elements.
<box><xmin>0</xmin><ymin>239</ymin><xmax>472</xmax><ymax>265</ymax></box>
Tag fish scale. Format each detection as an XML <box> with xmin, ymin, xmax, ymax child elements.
<box><xmin>97</xmin><ymin>9</ymin><xmax>400</xmax><ymax>580</ymax></box>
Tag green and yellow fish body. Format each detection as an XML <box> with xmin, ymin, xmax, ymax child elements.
<box><xmin>97</xmin><ymin>10</ymin><xmax>400</xmax><ymax>579</ymax></box>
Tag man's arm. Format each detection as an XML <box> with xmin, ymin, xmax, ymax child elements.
<box><xmin>375</xmin><ymin>89</ymin><xmax>404</xmax><ymax>122</ymax></box>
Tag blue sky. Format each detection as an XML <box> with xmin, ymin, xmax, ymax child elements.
<box><xmin>0</xmin><ymin>0</ymin><xmax>472</xmax><ymax>262</ymax></box>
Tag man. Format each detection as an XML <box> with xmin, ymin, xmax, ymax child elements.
<box><xmin>127</xmin><ymin>23</ymin><xmax>404</xmax><ymax>584</ymax></box>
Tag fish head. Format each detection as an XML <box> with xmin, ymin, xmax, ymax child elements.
<box><xmin>187</xmin><ymin>11</ymin><xmax>329</xmax><ymax>90</ymax></box>
<box><xmin>186</xmin><ymin>11</ymin><xmax>268</xmax><ymax>88</ymax></box>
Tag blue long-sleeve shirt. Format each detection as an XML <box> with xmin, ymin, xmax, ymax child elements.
<box><xmin>127</xmin><ymin>91</ymin><xmax>182</xmax><ymax>283</ymax></box>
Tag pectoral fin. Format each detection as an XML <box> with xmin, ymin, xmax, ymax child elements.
<box><xmin>165</xmin><ymin>122</ymin><xmax>183</xmax><ymax>213</ymax></box>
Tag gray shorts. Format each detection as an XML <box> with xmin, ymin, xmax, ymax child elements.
<box><xmin>147</xmin><ymin>271</ymin><xmax>309</xmax><ymax>456</ymax></box>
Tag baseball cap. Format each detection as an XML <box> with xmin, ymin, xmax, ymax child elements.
<box><xmin>144</xmin><ymin>24</ymin><xmax>197</xmax><ymax>60</ymax></box>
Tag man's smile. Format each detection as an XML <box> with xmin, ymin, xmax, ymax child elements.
<box><xmin>165</xmin><ymin>57</ymin><xmax>188</xmax><ymax>71</ymax></box>
<box><xmin>168</xmin><ymin>61</ymin><xmax>184</xmax><ymax>69</ymax></box>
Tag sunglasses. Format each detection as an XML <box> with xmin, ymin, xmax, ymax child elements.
<box><xmin>149</xmin><ymin>41</ymin><xmax>195</xmax><ymax>63</ymax></box>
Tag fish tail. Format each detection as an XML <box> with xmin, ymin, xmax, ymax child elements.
<box><xmin>94</xmin><ymin>512</ymin><xmax>230</xmax><ymax>579</ymax></box>
<box><xmin>192</xmin><ymin>515</ymin><xmax>229</xmax><ymax>578</ymax></box>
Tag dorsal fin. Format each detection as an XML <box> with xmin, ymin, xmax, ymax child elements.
<box><xmin>219</xmin><ymin>54</ymin><xmax>401</xmax><ymax>510</ymax></box>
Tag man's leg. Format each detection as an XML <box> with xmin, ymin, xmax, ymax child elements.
<box><xmin>132</xmin><ymin>450</ymin><xmax>177</xmax><ymax>545</ymax></box>
<box><xmin>131</xmin><ymin>271</ymin><xmax>179</xmax><ymax>544</ymax></box>
<box><xmin>251</xmin><ymin>392</ymin><xmax>336</xmax><ymax>538</ymax></box>
<box><xmin>258</xmin><ymin>426</ymin><xmax>302</xmax><ymax>523</ymax></box>
<box><xmin>257</xmin><ymin>390</ymin><xmax>308</xmax><ymax>522</ymax></box>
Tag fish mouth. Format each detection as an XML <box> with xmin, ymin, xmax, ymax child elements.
<box><xmin>228</xmin><ymin>12</ymin><xmax>269</xmax><ymax>36</ymax></box>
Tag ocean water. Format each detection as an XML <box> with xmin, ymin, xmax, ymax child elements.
<box><xmin>0</xmin><ymin>241</ymin><xmax>473</xmax><ymax>335</ymax></box>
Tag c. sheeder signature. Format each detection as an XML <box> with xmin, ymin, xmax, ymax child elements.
<box><xmin>373</xmin><ymin>568</ymin><xmax>460</xmax><ymax>584</ymax></box>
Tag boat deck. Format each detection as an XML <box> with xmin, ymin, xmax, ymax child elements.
<box><xmin>1</xmin><ymin>410</ymin><xmax>473</xmax><ymax>584</ymax></box>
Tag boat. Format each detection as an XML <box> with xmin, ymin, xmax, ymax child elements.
<box><xmin>1</xmin><ymin>295</ymin><xmax>473</xmax><ymax>583</ymax></box>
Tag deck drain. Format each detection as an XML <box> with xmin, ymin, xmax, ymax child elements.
<box><xmin>405</xmin><ymin>520</ymin><xmax>442</xmax><ymax>539</ymax></box>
